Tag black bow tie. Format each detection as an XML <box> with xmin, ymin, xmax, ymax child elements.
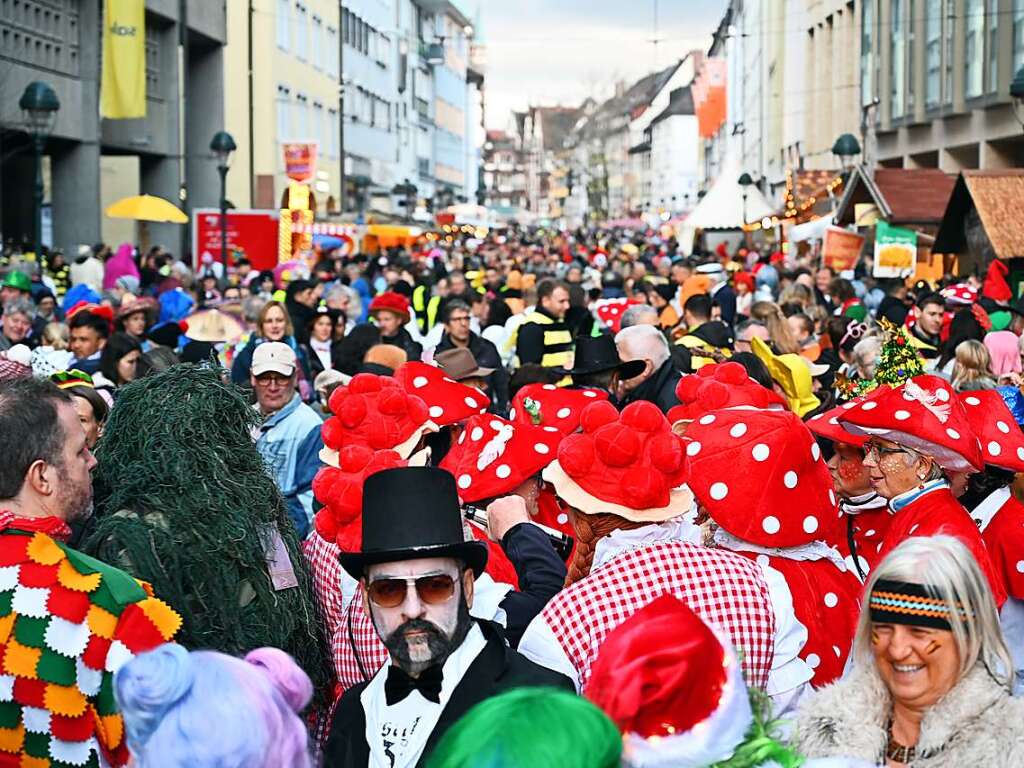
<box><xmin>385</xmin><ymin>664</ymin><xmax>444</xmax><ymax>706</ymax></box>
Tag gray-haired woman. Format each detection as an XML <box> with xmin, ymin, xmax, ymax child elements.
<box><xmin>793</xmin><ymin>535</ymin><xmax>1024</xmax><ymax>766</ymax></box>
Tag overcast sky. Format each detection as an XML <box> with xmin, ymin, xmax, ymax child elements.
<box><xmin>475</xmin><ymin>0</ymin><xmax>729</xmax><ymax>129</ymax></box>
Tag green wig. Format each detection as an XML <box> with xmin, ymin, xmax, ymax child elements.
<box><xmin>82</xmin><ymin>365</ymin><xmax>330</xmax><ymax>701</ymax></box>
<box><xmin>425</xmin><ymin>687</ymin><xmax>622</xmax><ymax>768</ymax></box>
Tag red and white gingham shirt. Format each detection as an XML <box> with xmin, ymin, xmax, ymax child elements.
<box><xmin>522</xmin><ymin>539</ymin><xmax>778</xmax><ymax>691</ymax></box>
<box><xmin>302</xmin><ymin>531</ymin><xmax>387</xmax><ymax>695</ymax></box>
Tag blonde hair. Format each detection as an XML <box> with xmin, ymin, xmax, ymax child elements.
<box><xmin>42</xmin><ymin>322</ymin><xmax>69</xmax><ymax>350</ymax></box>
<box><xmin>257</xmin><ymin>300</ymin><xmax>294</xmax><ymax>340</ymax></box>
<box><xmin>749</xmin><ymin>301</ymin><xmax>799</xmax><ymax>354</ymax></box>
<box><xmin>952</xmin><ymin>339</ymin><xmax>995</xmax><ymax>391</ymax></box>
<box><xmin>853</xmin><ymin>535</ymin><xmax>1014</xmax><ymax>692</ymax></box>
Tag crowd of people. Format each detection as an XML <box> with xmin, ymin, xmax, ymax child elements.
<box><xmin>1</xmin><ymin>231</ymin><xmax>1024</xmax><ymax>767</ymax></box>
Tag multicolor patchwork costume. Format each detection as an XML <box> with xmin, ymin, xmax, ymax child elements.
<box><xmin>0</xmin><ymin>513</ymin><xmax>181</xmax><ymax>768</ymax></box>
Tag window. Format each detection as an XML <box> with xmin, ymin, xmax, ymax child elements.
<box><xmin>965</xmin><ymin>0</ymin><xmax>983</xmax><ymax>98</ymax></box>
<box><xmin>925</xmin><ymin>0</ymin><xmax>942</xmax><ymax>108</ymax></box>
<box><xmin>944</xmin><ymin>0</ymin><xmax>954</xmax><ymax>104</ymax></box>
<box><xmin>860</xmin><ymin>0</ymin><xmax>875</xmax><ymax>106</ymax></box>
<box><xmin>907</xmin><ymin>0</ymin><xmax>916</xmax><ymax>112</ymax></box>
<box><xmin>276</xmin><ymin>0</ymin><xmax>289</xmax><ymax>49</ymax></box>
<box><xmin>362</xmin><ymin>20</ymin><xmax>370</xmax><ymax>54</ymax></box>
<box><xmin>379</xmin><ymin>35</ymin><xmax>391</xmax><ymax>67</ymax></box>
<box><xmin>313</xmin><ymin>102</ymin><xmax>324</xmax><ymax>149</ymax></box>
<box><xmin>295</xmin><ymin>93</ymin><xmax>309</xmax><ymax>138</ymax></box>
<box><xmin>295</xmin><ymin>3</ymin><xmax>308</xmax><ymax>61</ymax></box>
<box><xmin>312</xmin><ymin>16</ymin><xmax>323</xmax><ymax>70</ymax></box>
<box><xmin>276</xmin><ymin>85</ymin><xmax>291</xmax><ymax>141</ymax></box>
<box><xmin>328</xmin><ymin>109</ymin><xmax>339</xmax><ymax>156</ymax></box>
<box><xmin>342</xmin><ymin>9</ymin><xmax>351</xmax><ymax>46</ymax></box>
<box><xmin>1016</xmin><ymin>0</ymin><xmax>1024</xmax><ymax>73</ymax></box>
<box><xmin>988</xmin><ymin>0</ymin><xmax>999</xmax><ymax>93</ymax></box>
<box><xmin>326</xmin><ymin>27</ymin><xmax>338</xmax><ymax>77</ymax></box>
<box><xmin>891</xmin><ymin>0</ymin><xmax>905</xmax><ymax>118</ymax></box>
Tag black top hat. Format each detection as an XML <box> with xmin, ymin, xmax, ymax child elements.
<box><xmin>338</xmin><ymin>466</ymin><xmax>488</xmax><ymax>580</ymax></box>
<box><xmin>564</xmin><ymin>333</ymin><xmax>646</xmax><ymax>379</ymax></box>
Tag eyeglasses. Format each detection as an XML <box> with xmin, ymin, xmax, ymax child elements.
<box><xmin>447</xmin><ymin>315</ymin><xmax>471</xmax><ymax>324</ymax></box>
<box><xmin>863</xmin><ymin>441</ymin><xmax>909</xmax><ymax>462</ymax></box>
<box><xmin>839</xmin><ymin>321</ymin><xmax>869</xmax><ymax>348</ymax></box>
<box><xmin>366</xmin><ymin>574</ymin><xmax>457</xmax><ymax>608</ymax></box>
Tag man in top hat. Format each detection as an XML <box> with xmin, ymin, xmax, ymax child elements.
<box><xmin>323</xmin><ymin>466</ymin><xmax>572</xmax><ymax>767</ymax></box>
<box><xmin>562</xmin><ymin>333</ymin><xmax>644</xmax><ymax>404</ymax></box>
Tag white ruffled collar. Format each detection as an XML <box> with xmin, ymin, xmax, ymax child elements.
<box><xmin>591</xmin><ymin>513</ymin><xmax>702</xmax><ymax>571</ymax></box>
<box><xmin>712</xmin><ymin>527</ymin><xmax>849</xmax><ymax>572</ymax></box>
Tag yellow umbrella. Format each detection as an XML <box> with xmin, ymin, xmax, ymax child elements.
<box><xmin>105</xmin><ymin>194</ymin><xmax>189</xmax><ymax>224</ymax></box>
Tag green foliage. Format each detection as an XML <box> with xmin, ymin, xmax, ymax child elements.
<box><xmin>83</xmin><ymin>365</ymin><xmax>330</xmax><ymax>700</ymax></box>
<box><xmin>711</xmin><ymin>689</ymin><xmax>805</xmax><ymax>768</ymax></box>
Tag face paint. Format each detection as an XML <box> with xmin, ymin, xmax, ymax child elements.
<box><xmin>871</xmin><ymin>628</ymin><xmax>881</xmax><ymax>646</ymax></box>
<box><xmin>838</xmin><ymin>459</ymin><xmax>863</xmax><ymax>482</ymax></box>
<box><xmin>925</xmin><ymin>639</ymin><xmax>941</xmax><ymax>656</ymax></box>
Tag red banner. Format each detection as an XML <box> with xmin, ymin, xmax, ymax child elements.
<box><xmin>283</xmin><ymin>142</ymin><xmax>318</xmax><ymax>182</ymax></box>
<box><xmin>694</xmin><ymin>58</ymin><xmax>727</xmax><ymax>139</ymax></box>
<box><xmin>192</xmin><ymin>209</ymin><xmax>280</xmax><ymax>272</ymax></box>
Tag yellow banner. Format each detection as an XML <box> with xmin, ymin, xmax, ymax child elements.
<box><xmin>100</xmin><ymin>0</ymin><xmax>146</xmax><ymax>119</ymax></box>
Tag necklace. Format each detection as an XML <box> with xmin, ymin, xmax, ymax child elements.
<box><xmin>886</xmin><ymin>721</ymin><xmax>916</xmax><ymax>764</ymax></box>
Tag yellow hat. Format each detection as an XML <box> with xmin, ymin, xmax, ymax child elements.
<box><xmin>751</xmin><ymin>337</ymin><xmax>821</xmax><ymax>417</ymax></box>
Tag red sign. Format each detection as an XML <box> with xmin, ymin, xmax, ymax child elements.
<box><xmin>283</xmin><ymin>142</ymin><xmax>318</xmax><ymax>182</ymax></box>
<box><xmin>822</xmin><ymin>226</ymin><xmax>865</xmax><ymax>272</ymax></box>
<box><xmin>192</xmin><ymin>209</ymin><xmax>280</xmax><ymax>272</ymax></box>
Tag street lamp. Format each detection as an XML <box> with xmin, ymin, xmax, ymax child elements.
<box><xmin>210</xmin><ymin>130</ymin><xmax>236</xmax><ymax>276</ymax></box>
<box><xmin>1011</xmin><ymin>66</ymin><xmax>1024</xmax><ymax>128</ymax></box>
<box><xmin>19</xmin><ymin>81</ymin><xmax>59</xmax><ymax>260</ymax></box>
<box><xmin>738</xmin><ymin>171</ymin><xmax>754</xmax><ymax>224</ymax></box>
<box><xmin>831</xmin><ymin>133</ymin><xmax>862</xmax><ymax>172</ymax></box>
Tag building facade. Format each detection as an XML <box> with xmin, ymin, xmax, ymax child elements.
<box><xmin>0</xmin><ymin>0</ymin><xmax>226</xmax><ymax>256</ymax></box>
<box><xmin>867</xmin><ymin>0</ymin><xmax>1024</xmax><ymax>170</ymax></box>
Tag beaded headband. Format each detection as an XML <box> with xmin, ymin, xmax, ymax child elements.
<box><xmin>869</xmin><ymin>579</ymin><xmax>970</xmax><ymax>631</ymax></box>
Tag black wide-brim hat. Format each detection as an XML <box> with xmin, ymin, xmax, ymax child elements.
<box><xmin>564</xmin><ymin>333</ymin><xmax>646</xmax><ymax>379</ymax></box>
<box><xmin>338</xmin><ymin>466</ymin><xmax>489</xmax><ymax>580</ymax></box>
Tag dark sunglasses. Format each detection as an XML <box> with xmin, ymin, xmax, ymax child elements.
<box><xmin>366</xmin><ymin>574</ymin><xmax>457</xmax><ymax>608</ymax></box>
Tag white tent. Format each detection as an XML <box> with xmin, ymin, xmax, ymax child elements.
<box><xmin>684</xmin><ymin>155</ymin><xmax>775</xmax><ymax>231</ymax></box>
<box><xmin>789</xmin><ymin>213</ymin><xmax>834</xmax><ymax>243</ymax></box>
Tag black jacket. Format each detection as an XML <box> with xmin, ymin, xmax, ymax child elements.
<box><xmin>497</xmin><ymin>522</ymin><xmax>567</xmax><ymax>647</ymax></box>
<box><xmin>323</xmin><ymin>621</ymin><xmax>573</xmax><ymax>767</ymax></box>
<box><xmin>382</xmin><ymin>327</ymin><xmax>423</xmax><ymax>362</ymax></box>
<box><xmin>623</xmin><ymin>358</ymin><xmax>681</xmax><ymax>414</ymax></box>
<box><xmin>435</xmin><ymin>331</ymin><xmax>510</xmax><ymax>413</ymax></box>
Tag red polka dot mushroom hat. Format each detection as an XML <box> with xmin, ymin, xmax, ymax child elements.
<box><xmin>312</xmin><ymin>445</ymin><xmax>407</xmax><ymax>551</ymax></box>
<box><xmin>510</xmin><ymin>383</ymin><xmax>608</xmax><ymax>436</ymax></box>
<box><xmin>957</xmin><ymin>390</ymin><xmax>1024</xmax><ymax>472</ymax></box>
<box><xmin>838</xmin><ymin>374</ymin><xmax>983</xmax><ymax>472</ymax></box>
<box><xmin>666</xmin><ymin>361</ymin><xmax>787</xmax><ymax>426</ymax></box>
<box><xmin>685</xmin><ymin>408</ymin><xmax>840</xmax><ymax>547</ymax></box>
<box><xmin>440</xmin><ymin>414</ymin><xmax>562</xmax><ymax>503</ymax></box>
<box><xmin>593</xmin><ymin>297</ymin><xmax>640</xmax><ymax>333</ymax></box>
<box><xmin>542</xmin><ymin>400</ymin><xmax>693</xmax><ymax>522</ymax></box>
<box><xmin>320</xmin><ymin>373</ymin><xmax>438</xmax><ymax>466</ymax></box>
<box><xmin>394</xmin><ymin>361</ymin><xmax>489</xmax><ymax>427</ymax></box>
<box><xmin>805</xmin><ymin>393</ymin><xmax>886</xmax><ymax>448</ymax></box>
